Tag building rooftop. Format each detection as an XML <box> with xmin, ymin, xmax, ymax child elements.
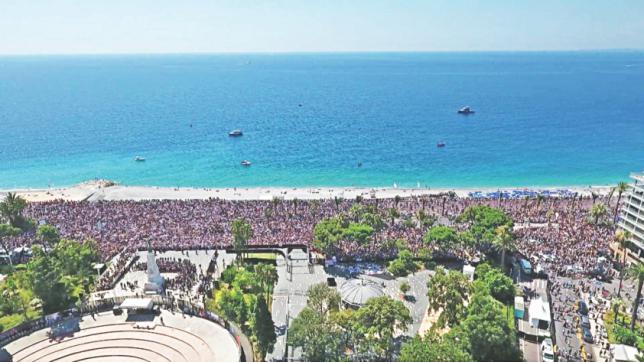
<box><xmin>339</xmin><ymin>278</ymin><xmax>385</xmax><ymax>307</ymax></box>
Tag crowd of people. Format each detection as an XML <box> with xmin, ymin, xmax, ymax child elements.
<box><xmin>4</xmin><ymin>193</ymin><xmax>618</xmax><ymax>271</ymax></box>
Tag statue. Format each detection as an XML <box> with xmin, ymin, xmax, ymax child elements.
<box><xmin>143</xmin><ymin>240</ymin><xmax>164</xmax><ymax>294</ymax></box>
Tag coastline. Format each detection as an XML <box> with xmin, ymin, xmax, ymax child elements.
<box><xmin>0</xmin><ymin>180</ymin><xmax>615</xmax><ymax>202</ymax></box>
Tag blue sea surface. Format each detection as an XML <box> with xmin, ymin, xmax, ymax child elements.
<box><xmin>0</xmin><ymin>52</ymin><xmax>643</xmax><ymax>189</ymax></box>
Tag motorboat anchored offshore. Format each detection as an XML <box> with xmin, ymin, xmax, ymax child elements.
<box><xmin>457</xmin><ymin>106</ymin><xmax>475</xmax><ymax>115</ymax></box>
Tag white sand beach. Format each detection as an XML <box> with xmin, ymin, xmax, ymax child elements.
<box><xmin>0</xmin><ymin>180</ymin><xmax>614</xmax><ymax>202</ymax></box>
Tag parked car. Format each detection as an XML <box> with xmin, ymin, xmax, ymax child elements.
<box><xmin>541</xmin><ymin>338</ymin><xmax>555</xmax><ymax>362</ymax></box>
<box><xmin>582</xmin><ymin>327</ymin><xmax>593</xmax><ymax>343</ymax></box>
<box><xmin>580</xmin><ymin>315</ymin><xmax>591</xmax><ymax>329</ymax></box>
<box><xmin>577</xmin><ymin>300</ymin><xmax>589</xmax><ymax>316</ymax></box>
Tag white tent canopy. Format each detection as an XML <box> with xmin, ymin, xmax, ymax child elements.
<box><xmin>462</xmin><ymin>265</ymin><xmax>475</xmax><ymax>281</ymax></box>
<box><xmin>528</xmin><ymin>297</ymin><xmax>551</xmax><ymax>328</ymax></box>
<box><xmin>120</xmin><ymin>298</ymin><xmax>153</xmax><ymax>310</ymax></box>
<box><xmin>612</xmin><ymin>344</ymin><xmax>640</xmax><ymax>362</ymax></box>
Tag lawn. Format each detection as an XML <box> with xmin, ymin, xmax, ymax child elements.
<box><xmin>244</xmin><ymin>253</ymin><xmax>277</xmax><ymax>261</ymax></box>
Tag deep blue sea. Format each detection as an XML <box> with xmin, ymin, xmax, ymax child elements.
<box><xmin>0</xmin><ymin>52</ymin><xmax>643</xmax><ymax>189</ymax></box>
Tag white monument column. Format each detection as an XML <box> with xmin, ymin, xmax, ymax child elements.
<box><xmin>144</xmin><ymin>240</ymin><xmax>164</xmax><ymax>294</ymax></box>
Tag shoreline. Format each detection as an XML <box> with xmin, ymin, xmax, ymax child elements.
<box><xmin>0</xmin><ymin>180</ymin><xmax>616</xmax><ymax>202</ymax></box>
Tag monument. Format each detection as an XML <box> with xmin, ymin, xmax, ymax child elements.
<box><xmin>143</xmin><ymin>240</ymin><xmax>164</xmax><ymax>294</ymax></box>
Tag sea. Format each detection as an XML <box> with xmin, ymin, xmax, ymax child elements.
<box><xmin>0</xmin><ymin>51</ymin><xmax>643</xmax><ymax>189</ymax></box>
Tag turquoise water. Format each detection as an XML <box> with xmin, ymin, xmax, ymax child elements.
<box><xmin>0</xmin><ymin>52</ymin><xmax>643</xmax><ymax>189</ymax></box>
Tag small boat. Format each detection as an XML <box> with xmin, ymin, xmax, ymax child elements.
<box><xmin>437</xmin><ymin>142</ymin><xmax>446</xmax><ymax>148</ymax></box>
<box><xmin>229</xmin><ymin>130</ymin><xmax>243</xmax><ymax>137</ymax></box>
<box><xmin>241</xmin><ymin>160</ymin><xmax>252</xmax><ymax>166</ymax></box>
<box><xmin>457</xmin><ymin>106</ymin><xmax>475</xmax><ymax>115</ymax></box>
<box><xmin>134</xmin><ymin>156</ymin><xmax>146</xmax><ymax>162</ymax></box>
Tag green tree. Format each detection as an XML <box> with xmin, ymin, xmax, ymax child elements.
<box><xmin>456</xmin><ymin>205</ymin><xmax>513</xmax><ymax>246</ymax></box>
<box><xmin>0</xmin><ymin>193</ymin><xmax>27</xmax><ymax>228</ymax></box>
<box><xmin>614</xmin><ymin>181</ymin><xmax>630</xmax><ymax>222</ymax></box>
<box><xmin>0</xmin><ymin>223</ymin><xmax>21</xmax><ymax>266</ymax></box>
<box><xmin>388</xmin><ymin>249</ymin><xmax>418</xmax><ymax>277</ymax></box>
<box><xmin>492</xmin><ymin>225</ymin><xmax>515</xmax><ymax>269</ymax></box>
<box><xmin>424</xmin><ymin>225</ymin><xmax>458</xmax><ymax>251</ymax></box>
<box><xmin>307</xmin><ymin>283</ymin><xmax>341</xmax><ymax>316</ymax></box>
<box><xmin>616</xmin><ymin>230</ymin><xmax>632</xmax><ymax>297</ymax></box>
<box><xmin>590</xmin><ymin>203</ymin><xmax>607</xmax><ymax>225</ymax></box>
<box><xmin>217</xmin><ymin>287</ymin><xmax>249</xmax><ymax>327</ymax></box>
<box><xmin>1</xmin><ymin>277</ymin><xmax>28</xmax><ymax>320</ymax></box>
<box><xmin>353</xmin><ymin>296</ymin><xmax>412</xmax><ymax>359</ymax></box>
<box><xmin>415</xmin><ymin>209</ymin><xmax>436</xmax><ymax>229</ymax></box>
<box><xmin>427</xmin><ymin>267</ymin><xmax>471</xmax><ymax>328</ymax></box>
<box><xmin>231</xmin><ymin>218</ymin><xmax>253</xmax><ymax>262</ymax></box>
<box><xmin>400</xmin><ymin>333</ymin><xmax>474</xmax><ymax>362</ymax></box>
<box><xmin>288</xmin><ymin>307</ymin><xmax>343</xmax><ymax>361</ymax></box>
<box><xmin>479</xmin><ymin>268</ymin><xmax>516</xmax><ymax>305</ymax></box>
<box><xmin>254</xmin><ymin>263</ymin><xmax>278</xmax><ymax>301</ymax></box>
<box><xmin>459</xmin><ymin>294</ymin><xmax>522</xmax><ymax>362</ymax></box>
<box><xmin>313</xmin><ymin>216</ymin><xmax>346</xmax><ymax>255</ymax></box>
<box><xmin>36</xmin><ymin>224</ymin><xmax>60</xmax><ymax>248</ymax></box>
<box><xmin>626</xmin><ymin>263</ymin><xmax>644</xmax><ymax>331</ymax></box>
<box><xmin>612</xmin><ymin>298</ymin><xmax>624</xmax><ymax>324</ymax></box>
<box><xmin>53</xmin><ymin>239</ymin><xmax>100</xmax><ymax>297</ymax></box>
<box><xmin>253</xmin><ymin>295</ymin><xmax>276</xmax><ymax>360</ymax></box>
<box><xmin>26</xmin><ymin>246</ymin><xmax>69</xmax><ymax>313</ymax></box>
<box><xmin>400</xmin><ymin>281</ymin><xmax>411</xmax><ymax>295</ymax></box>
<box><xmin>343</xmin><ymin>222</ymin><xmax>374</xmax><ymax>245</ymax></box>
<box><xmin>231</xmin><ymin>268</ymin><xmax>262</xmax><ymax>292</ymax></box>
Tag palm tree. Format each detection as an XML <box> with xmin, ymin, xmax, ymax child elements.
<box><xmin>333</xmin><ymin>196</ymin><xmax>343</xmax><ymax>211</ymax></box>
<box><xmin>231</xmin><ymin>218</ymin><xmax>253</xmax><ymax>263</ymax></box>
<box><xmin>493</xmin><ymin>225</ymin><xmax>515</xmax><ymax>269</ymax></box>
<box><xmin>388</xmin><ymin>208</ymin><xmax>399</xmax><ymax>225</ymax></box>
<box><xmin>607</xmin><ymin>187</ymin><xmax>615</xmax><ymax>205</ymax></box>
<box><xmin>590</xmin><ymin>203</ymin><xmax>607</xmax><ymax>225</ymax></box>
<box><xmin>535</xmin><ymin>194</ymin><xmax>545</xmax><ymax>211</ymax></box>
<box><xmin>611</xmin><ymin>298</ymin><xmax>624</xmax><ymax>324</ymax></box>
<box><xmin>614</xmin><ymin>181</ymin><xmax>630</xmax><ymax>222</ymax></box>
<box><xmin>254</xmin><ymin>264</ymin><xmax>278</xmax><ymax>303</ymax></box>
<box><xmin>626</xmin><ymin>263</ymin><xmax>644</xmax><ymax>331</ymax></box>
<box><xmin>0</xmin><ymin>192</ymin><xmax>28</xmax><ymax>228</ymax></box>
<box><xmin>616</xmin><ymin>230</ymin><xmax>632</xmax><ymax>297</ymax></box>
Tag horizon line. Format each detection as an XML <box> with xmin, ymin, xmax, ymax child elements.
<box><xmin>1</xmin><ymin>48</ymin><xmax>643</xmax><ymax>57</ymax></box>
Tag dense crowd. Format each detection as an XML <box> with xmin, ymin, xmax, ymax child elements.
<box><xmin>5</xmin><ymin>194</ymin><xmax>618</xmax><ymax>275</ymax></box>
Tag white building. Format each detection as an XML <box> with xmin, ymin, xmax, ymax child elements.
<box><xmin>528</xmin><ymin>297</ymin><xmax>551</xmax><ymax>330</ymax></box>
<box><xmin>618</xmin><ymin>173</ymin><xmax>644</xmax><ymax>261</ymax></box>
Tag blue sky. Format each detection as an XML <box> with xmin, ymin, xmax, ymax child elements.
<box><xmin>1</xmin><ymin>0</ymin><xmax>643</xmax><ymax>54</ymax></box>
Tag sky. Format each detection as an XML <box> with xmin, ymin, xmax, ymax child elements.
<box><xmin>1</xmin><ymin>0</ymin><xmax>643</xmax><ymax>55</ymax></box>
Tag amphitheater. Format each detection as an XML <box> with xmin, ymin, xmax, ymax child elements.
<box><xmin>1</xmin><ymin>309</ymin><xmax>240</xmax><ymax>362</ymax></box>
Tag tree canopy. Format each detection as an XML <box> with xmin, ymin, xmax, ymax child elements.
<box><xmin>456</xmin><ymin>205</ymin><xmax>513</xmax><ymax>245</ymax></box>
<box><xmin>424</xmin><ymin>225</ymin><xmax>458</xmax><ymax>251</ymax></box>
<box><xmin>426</xmin><ymin>267</ymin><xmax>471</xmax><ymax>328</ymax></box>
<box><xmin>400</xmin><ymin>333</ymin><xmax>474</xmax><ymax>362</ymax></box>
